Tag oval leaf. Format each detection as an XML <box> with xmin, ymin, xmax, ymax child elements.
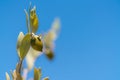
<box><xmin>20</xmin><ymin>34</ymin><xmax>31</xmax><ymax>60</ymax></box>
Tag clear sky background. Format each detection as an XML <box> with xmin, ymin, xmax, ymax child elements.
<box><xmin>0</xmin><ymin>0</ymin><xmax>120</xmax><ymax>80</ymax></box>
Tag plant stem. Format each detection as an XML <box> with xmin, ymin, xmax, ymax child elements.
<box><xmin>19</xmin><ymin>60</ymin><xmax>23</xmax><ymax>73</ymax></box>
<box><xmin>16</xmin><ymin>60</ymin><xmax>23</xmax><ymax>74</ymax></box>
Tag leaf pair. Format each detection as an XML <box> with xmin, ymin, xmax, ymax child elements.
<box><xmin>30</xmin><ymin>6</ymin><xmax>39</xmax><ymax>33</ymax></box>
<box><xmin>25</xmin><ymin>5</ymin><xmax>39</xmax><ymax>33</ymax></box>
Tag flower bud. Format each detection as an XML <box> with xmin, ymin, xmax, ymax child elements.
<box><xmin>31</xmin><ymin>34</ymin><xmax>43</xmax><ymax>51</ymax></box>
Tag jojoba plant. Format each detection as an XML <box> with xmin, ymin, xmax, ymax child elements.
<box><xmin>6</xmin><ymin>3</ymin><xmax>60</xmax><ymax>80</ymax></box>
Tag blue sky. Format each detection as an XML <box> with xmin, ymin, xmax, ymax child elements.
<box><xmin>0</xmin><ymin>0</ymin><xmax>120</xmax><ymax>80</ymax></box>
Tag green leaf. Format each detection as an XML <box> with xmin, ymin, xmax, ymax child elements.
<box><xmin>30</xmin><ymin>6</ymin><xmax>39</xmax><ymax>33</ymax></box>
<box><xmin>19</xmin><ymin>33</ymin><xmax>31</xmax><ymax>60</ymax></box>
<box><xmin>34</xmin><ymin>68</ymin><xmax>41</xmax><ymax>80</ymax></box>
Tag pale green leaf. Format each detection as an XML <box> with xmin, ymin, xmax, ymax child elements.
<box><xmin>51</xmin><ymin>18</ymin><xmax>60</xmax><ymax>39</ymax></box>
<box><xmin>24</xmin><ymin>9</ymin><xmax>31</xmax><ymax>33</ymax></box>
<box><xmin>5</xmin><ymin>72</ymin><xmax>10</xmax><ymax>80</ymax></box>
<box><xmin>17</xmin><ymin>32</ymin><xmax>24</xmax><ymax>58</ymax></box>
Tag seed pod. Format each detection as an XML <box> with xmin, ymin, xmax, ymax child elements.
<box><xmin>31</xmin><ymin>34</ymin><xmax>43</xmax><ymax>51</ymax></box>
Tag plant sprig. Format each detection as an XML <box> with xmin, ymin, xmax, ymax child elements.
<box><xmin>6</xmin><ymin>2</ymin><xmax>60</xmax><ymax>80</ymax></box>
